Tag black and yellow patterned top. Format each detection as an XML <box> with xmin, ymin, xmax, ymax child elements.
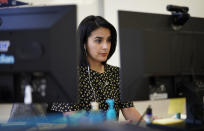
<box><xmin>50</xmin><ymin>64</ymin><xmax>133</xmax><ymax>118</ymax></box>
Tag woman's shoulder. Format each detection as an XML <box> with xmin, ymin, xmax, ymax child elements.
<box><xmin>78</xmin><ymin>65</ymin><xmax>88</xmax><ymax>71</ymax></box>
<box><xmin>78</xmin><ymin>64</ymin><xmax>119</xmax><ymax>74</ymax></box>
<box><xmin>78</xmin><ymin>65</ymin><xmax>88</xmax><ymax>77</ymax></box>
<box><xmin>106</xmin><ymin>64</ymin><xmax>120</xmax><ymax>73</ymax></box>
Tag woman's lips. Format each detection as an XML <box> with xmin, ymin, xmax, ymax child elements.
<box><xmin>100</xmin><ymin>53</ymin><xmax>108</xmax><ymax>57</ymax></box>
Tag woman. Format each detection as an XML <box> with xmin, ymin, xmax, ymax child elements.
<box><xmin>49</xmin><ymin>15</ymin><xmax>141</xmax><ymax>121</ymax></box>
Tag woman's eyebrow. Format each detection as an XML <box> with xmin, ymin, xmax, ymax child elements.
<box><xmin>95</xmin><ymin>36</ymin><xmax>103</xmax><ymax>39</ymax></box>
<box><xmin>95</xmin><ymin>35</ymin><xmax>111</xmax><ymax>39</ymax></box>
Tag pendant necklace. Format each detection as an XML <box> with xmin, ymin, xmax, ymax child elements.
<box><xmin>87</xmin><ymin>66</ymin><xmax>109</xmax><ymax>103</ymax></box>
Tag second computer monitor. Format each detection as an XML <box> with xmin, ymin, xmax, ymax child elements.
<box><xmin>119</xmin><ymin>10</ymin><xmax>204</xmax><ymax>102</ymax></box>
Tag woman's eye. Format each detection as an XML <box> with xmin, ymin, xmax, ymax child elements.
<box><xmin>107</xmin><ymin>37</ymin><xmax>112</xmax><ymax>42</ymax></box>
<box><xmin>95</xmin><ymin>39</ymin><xmax>102</xmax><ymax>43</ymax></box>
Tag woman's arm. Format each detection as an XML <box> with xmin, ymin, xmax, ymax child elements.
<box><xmin>121</xmin><ymin>107</ymin><xmax>141</xmax><ymax>121</ymax></box>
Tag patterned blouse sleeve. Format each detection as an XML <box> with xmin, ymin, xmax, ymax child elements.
<box><xmin>119</xmin><ymin>101</ymin><xmax>134</xmax><ymax>109</ymax></box>
<box><xmin>50</xmin><ymin>102</ymin><xmax>82</xmax><ymax>112</ymax></box>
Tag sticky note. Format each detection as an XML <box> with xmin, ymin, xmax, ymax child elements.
<box><xmin>153</xmin><ymin>118</ymin><xmax>184</xmax><ymax>125</ymax></box>
<box><xmin>168</xmin><ymin>98</ymin><xmax>186</xmax><ymax>114</ymax></box>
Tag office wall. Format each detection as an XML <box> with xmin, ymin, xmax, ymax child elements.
<box><xmin>0</xmin><ymin>104</ymin><xmax>12</xmax><ymax>122</ymax></box>
<box><xmin>19</xmin><ymin>0</ymin><xmax>102</xmax><ymax>25</ymax></box>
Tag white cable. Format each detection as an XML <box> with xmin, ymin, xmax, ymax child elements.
<box><xmin>24</xmin><ymin>84</ymin><xmax>32</xmax><ymax>104</ymax></box>
<box><xmin>88</xmin><ymin>66</ymin><xmax>97</xmax><ymax>102</ymax></box>
<box><xmin>88</xmin><ymin>65</ymin><xmax>109</xmax><ymax>102</ymax></box>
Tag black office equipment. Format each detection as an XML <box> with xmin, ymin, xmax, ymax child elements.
<box><xmin>0</xmin><ymin>5</ymin><xmax>78</xmax><ymax>103</ymax></box>
<box><xmin>167</xmin><ymin>5</ymin><xmax>190</xmax><ymax>30</ymax></box>
<box><xmin>119</xmin><ymin>10</ymin><xmax>204</xmax><ymax>124</ymax></box>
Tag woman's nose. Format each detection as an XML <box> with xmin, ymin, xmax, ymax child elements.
<box><xmin>102</xmin><ymin>42</ymin><xmax>108</xmax><ymax>49</ymax></box>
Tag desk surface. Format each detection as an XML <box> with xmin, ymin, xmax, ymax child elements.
<box><xmin>0</xmin><ymin>122</ymin><xmax>159</xmax><ymax>131</ymax></box>
<box><xmin>1</xmin><ymin>121</ymin><xmax>204</xmax><ymax>131</ymax></box>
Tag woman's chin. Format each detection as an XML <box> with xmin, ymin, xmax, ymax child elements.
<box><xmin>100</xmin><ymin>59</ymin><xmax>107</xmax><ymax>63</ymax></box>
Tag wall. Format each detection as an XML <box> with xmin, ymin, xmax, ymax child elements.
<box><xmin>19</xmin><ymin>0</ymin><xmax>102</xmax><ymax>25</ymax></box>
<box><xmin>0</xmin><ymin>104</ymin><xmax>12</xmax><ymax>122</ymax></box>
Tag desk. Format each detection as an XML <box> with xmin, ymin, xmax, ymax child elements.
<box><xmin>0</xmin><ymin>122</ymin><xmax>160</xmax><ymax>131</ymax></box>
<box><xmin>1</xmin><ymin>121</ymin><xmax>204</xmax><ymax>131</ymax></box>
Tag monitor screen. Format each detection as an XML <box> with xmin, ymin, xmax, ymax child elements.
<box><xmin>119</xmin><ymin>10</ymin><xmax>204</xmax><ymax>102</ymax></box>
<box><xmin>0</xmin><ymin>5</ymin><xmax>78</xmax><ymax>103</ymax></box>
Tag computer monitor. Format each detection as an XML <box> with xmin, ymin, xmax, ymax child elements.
<box><xmin>119</xmin><ymin>10</ymin><xmax>204</xmax><ymax>124</ymax></box>
<box><xmin>0</xmin><ymin>5</ymin><xmax>78</xmax><ymax>103</ymax></box>
<box><xmin>119</xmin><ymin>10</ymin><xmax>204</xmax><ymax>101</ymax></box>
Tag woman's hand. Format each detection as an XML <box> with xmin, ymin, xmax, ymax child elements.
<box><xmin>63</xmin><ymin>111</ymin><xmax>77</xmax><ymax>116</ymax></box>
<box><xmin>121</xmin><ymin>107</ymin><xmax>142</xmax><ymax>122</ymax></box>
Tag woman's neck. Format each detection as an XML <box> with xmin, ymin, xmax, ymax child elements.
<box><xmin>88</xmin><ymin>60</ymin><xmax>104</xmax><ymax>73</ymax></box>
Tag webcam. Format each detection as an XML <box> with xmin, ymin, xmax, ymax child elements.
<box><xmin>167</xmin><ymin>5</ymin><xmax>190</xmax><ymax>30</ymax></box>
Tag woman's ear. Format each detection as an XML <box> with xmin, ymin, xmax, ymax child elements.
<box><xmin>84</xmin><ymin>44</ymin><xmax>87</xmax><ymax>56</ymax></box>
<box><xmin>84</xmin><ymin>44</ymin><xmax>86</xmax><ymax>51</ymax></box>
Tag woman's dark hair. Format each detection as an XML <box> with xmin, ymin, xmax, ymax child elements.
<box><xmin>78</xmin><ymin>15</ymin><xmax>117</xmax><ymax>66</ymax></box>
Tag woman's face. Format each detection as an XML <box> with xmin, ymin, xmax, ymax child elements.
<box><xmin>86</xmin><ymin>27</ymin><xmax>111</xmax><ymax>64</ymax></box>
